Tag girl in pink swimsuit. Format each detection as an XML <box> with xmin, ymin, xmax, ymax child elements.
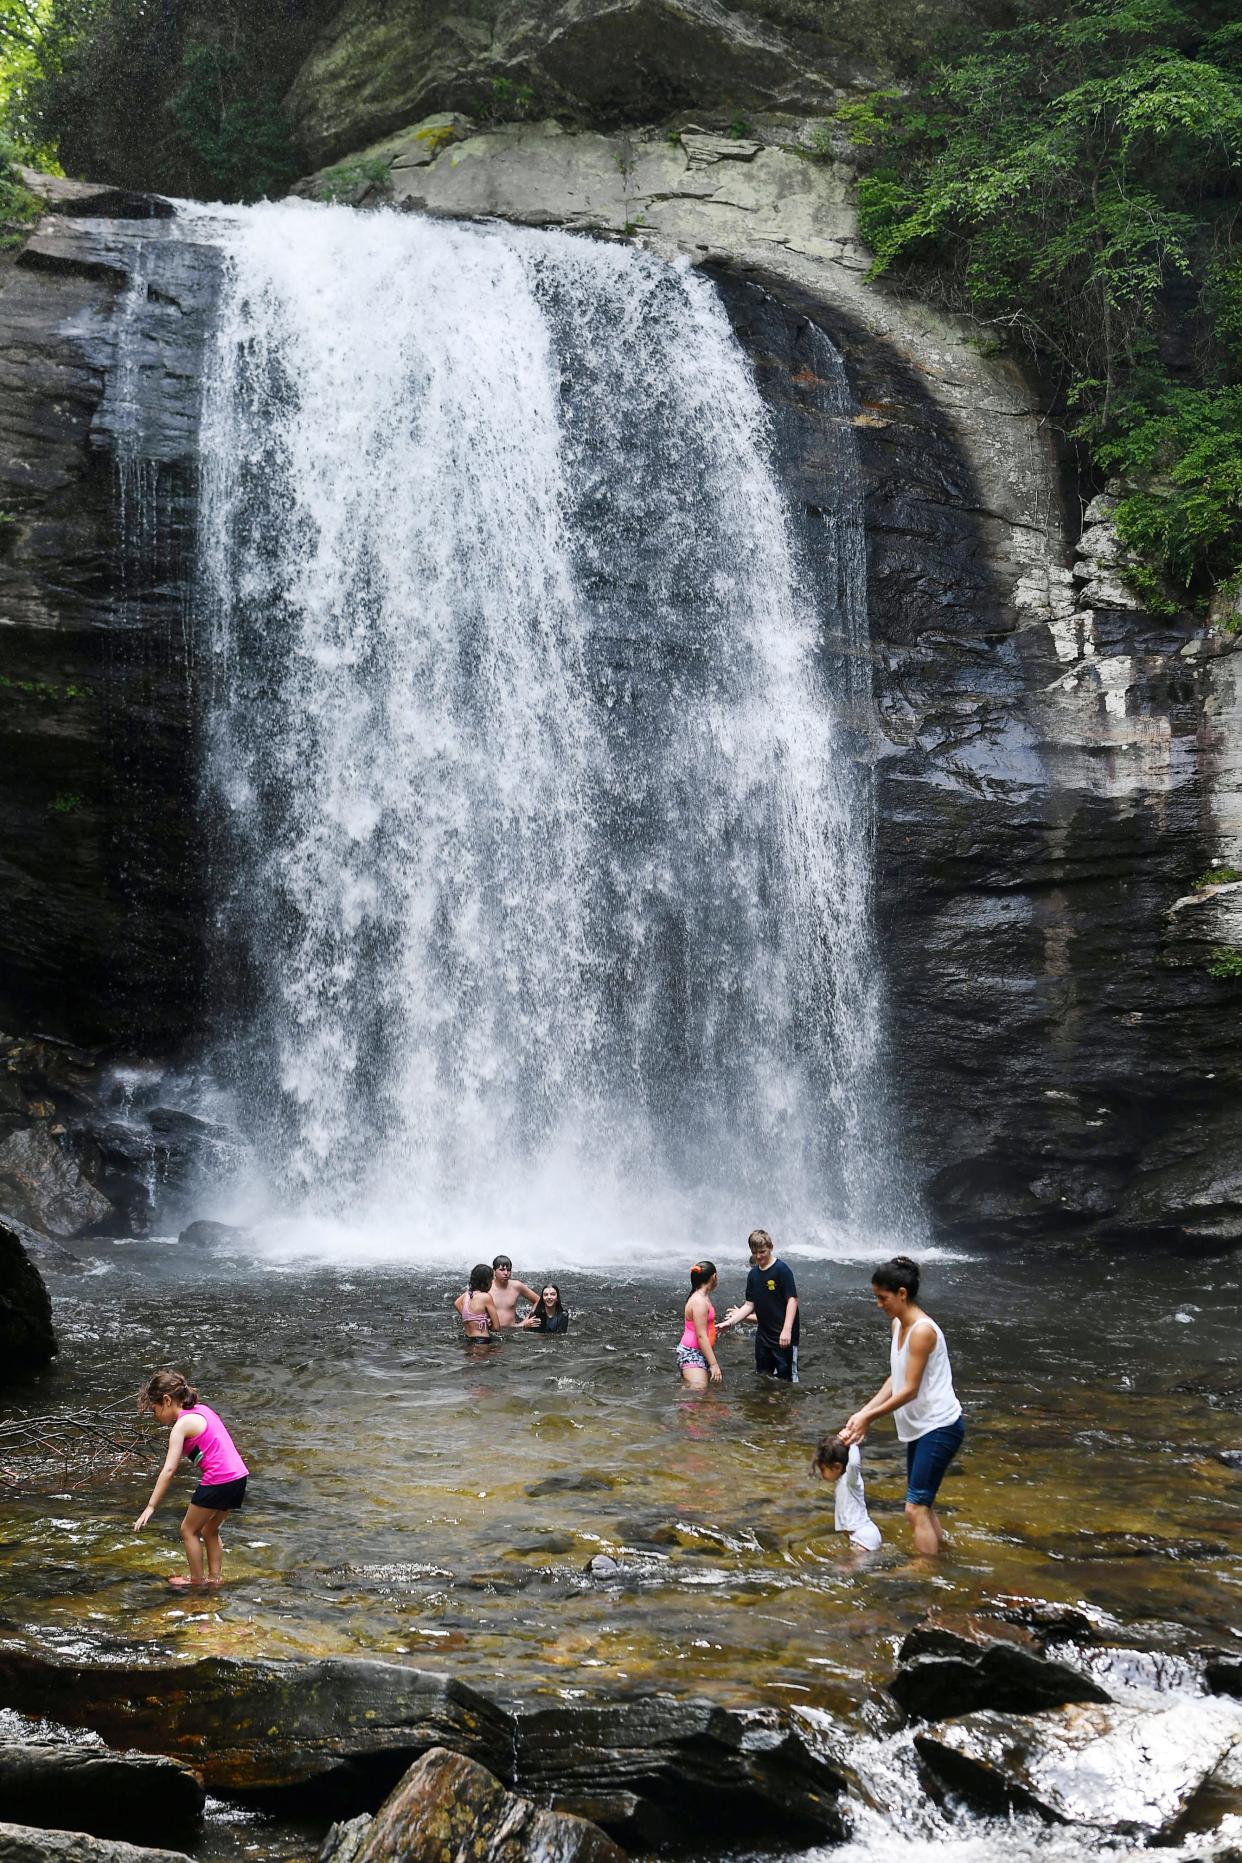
<box><xmin>134</xmin><ymin>1369</ymin><xmax>250</xmax><ymax>1587</ymax></box>
<box><xmin>677</xmin><ymin>1261</ymin><xmax>723</xmax><ymax>1391</ymax></box>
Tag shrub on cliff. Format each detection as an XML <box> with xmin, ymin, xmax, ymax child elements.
<box><xmin>840</xmin><ymin>0</ymin><xmax>1242</xmax><ymax>616</ymax></box>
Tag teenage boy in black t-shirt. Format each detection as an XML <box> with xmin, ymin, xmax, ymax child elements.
<box><xmin>719</xmin><ymin>1228</ymin><xmax>800</xmax><ymax>1382</ymax></box>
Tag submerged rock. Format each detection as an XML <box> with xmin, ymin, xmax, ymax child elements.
<box><xmin>0</xmin><ymin>1215</ymin><xmax>57</xmax><ymax>1376</ymax></box>
<box><xmin>0</xmin><ymin>1743</ymin><xmax>203</xmax><ymax>1846</ymax></box>
<box><xmin>348</xmin><ymin>1747</ymin><xmax>623</xmax><ymax>1863</ymax></box>
<box><xmin>176</xmin><ymin>1219</ymin><xmax>246</xmax><ymax>1248</ymax></box>
<box><xmin>915</xmin><ymin>1698</ymin><xmax>1242</xmax><ymax>1835</ymax></box>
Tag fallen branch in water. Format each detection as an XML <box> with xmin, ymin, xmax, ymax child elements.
<box><xmin>0</xmin><ymin>1398</ymin><xmax>156</xmax><ymax>1489</ymax></box>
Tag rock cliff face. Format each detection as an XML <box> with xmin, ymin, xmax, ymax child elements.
<box><xmin>287</xmin><ymin>0</ymin><xmax>1014</xmax><ymax>169</ymax></box>
<box><xmin>0</xmin><ymin>139</ymin><xmax>1239</xmax><ymax>1249</ymax></box>
<box><xmin>0</xmin><ymin>174</ymin><xmax>211</xmax><ymax>1048</ymax></box>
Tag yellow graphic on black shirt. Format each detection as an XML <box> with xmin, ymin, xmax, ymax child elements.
<box><xmin>767</xmin><ymin>1279</ymin><xmax>776</xmax><ymax>1291</ymax></box>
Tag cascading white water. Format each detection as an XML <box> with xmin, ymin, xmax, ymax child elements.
<box><xmin>196</xmin><ymin>200</ymin><xmax>903</xmax><ymax>1260</ymax></box>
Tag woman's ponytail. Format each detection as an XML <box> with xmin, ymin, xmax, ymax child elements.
<box><xmin>690</xmin><ymin>1260</ymin><xmax>717</xmax><ymax>1291</ymax></box>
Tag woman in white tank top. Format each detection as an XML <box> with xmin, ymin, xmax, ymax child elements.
<box><xmin>840</xmin><ymin>1256</ymin><xmax>964</xmax><ymax>1556</ymax></box>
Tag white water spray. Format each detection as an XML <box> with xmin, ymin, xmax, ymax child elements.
<box><xmin>194</xmin><ymin>201</ymin><xmax>903</xmax><ymax>1261</ymax></box>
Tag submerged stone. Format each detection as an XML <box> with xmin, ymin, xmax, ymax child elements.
<box><xmin>915</xmin><ymin>1698</ymin><xmax>1242</xmax><ymax>1835</ymax></box>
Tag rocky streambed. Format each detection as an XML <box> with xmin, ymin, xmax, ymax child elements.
<box><xmin>0</xmin><ymin>1246</ymin><xmax>1238</xmax><ymax>1858</ymax></box>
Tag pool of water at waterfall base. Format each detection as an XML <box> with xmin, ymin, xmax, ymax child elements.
<box><xmin>1</xmin><ymin>1244</ymin><xmax>1238</xmax><ymax>1859</ymax></box>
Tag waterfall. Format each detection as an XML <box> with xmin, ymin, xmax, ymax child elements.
<box><xmin>195</xmin><ymin>200</ymin><xmax>900</xmax><ymax>1259</ymax></box>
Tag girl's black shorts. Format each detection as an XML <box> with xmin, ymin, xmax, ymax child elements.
<box><xmin>190</xmin><ymin>1476</ymin><xmax>247</xmax><ymax>1510</ymax></box>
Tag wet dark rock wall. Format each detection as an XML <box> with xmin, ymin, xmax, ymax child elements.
<box><xmin>715</xmin><ymin>275</ymin><xmax>1242</xmax><ymax>1249</ymax></box>
<box><xmin>0</xmin><ymin>194</ymin><xmax>211</xmax><ymax>1049</ymax></box>
<box><xmin>0</xmin><ymin>194</ymin><xmax>1239</xmax><ymax>1249</ymax></box>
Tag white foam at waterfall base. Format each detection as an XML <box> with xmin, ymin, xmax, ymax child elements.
<box><xmin>193</xmin><ymin>198</ymin><xmax>915</xmax><ymax>1267</ymax></box>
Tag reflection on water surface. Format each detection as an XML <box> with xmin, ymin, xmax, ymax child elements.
<box><xmin>1</xmin><ymin>1244</ymin><xmax>1239</xmax><ymax>1857</ymax></box>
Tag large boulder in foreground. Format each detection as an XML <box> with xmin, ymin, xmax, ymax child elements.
<box><xmin>0</xmin><ymin>1216</ymin><xmax>57</xmax><ymax>1376</ymax></box>
<box><xmin>0</xmin><ymin>1745</ymin><xmax>202</xmax><ymax>1847</ymax></box>
<box><xmin>342</xmin><ymin>1747</ymin><xmax>624</xmax><ymax>1863</ymax></box>
<box><xmin>0</xmin><ymin>1831</ymin><xmax>191</xmax><ymax>1863</ymax></box>
<box><xmin>915</xmin><ymin>1698</ymin><xmax>1242</xmax><ymax>1836</ymax></box>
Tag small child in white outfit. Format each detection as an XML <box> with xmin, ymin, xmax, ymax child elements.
<box><xmin>812</xmin><ymin>1431</ymin><xmax>881</xmax><ymax>1551</ymax></box>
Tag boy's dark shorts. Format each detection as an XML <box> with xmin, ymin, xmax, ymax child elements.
<box><xmin>754</xmin><ymin>1339</ymin><xmax>799</xmax><ymax>1383</ymax></box>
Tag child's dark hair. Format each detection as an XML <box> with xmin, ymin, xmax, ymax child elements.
<box><xmin>813</xmin><ymin>1432</ymin><xmax>850</xmax><ymax>1474</ymax></box>
<box><xmin>690</xmin><ymin>1260</ymin><xmax>717</xmax><ymax>1290</ymax></box>
<box><xmin>469</xmin><ymin>1263</ymin><xmax>494</xmax><ymax>1293</ymax></box>
<box><xmin>139</xmin><ymin>1369</ymin><xmax>198</xmax><ymax>1414</ymax></box>
<box><xmin>872</xmin><ymin>1254</ymin><xmax>920</xmax><ymax>1299</ymax></box>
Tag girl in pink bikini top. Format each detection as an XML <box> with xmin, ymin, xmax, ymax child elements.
<box><xmin>455</xmin><ymin>1263</ymin><xmax>499</xmax><ymax>1339</ymax></box>
<box><xmin>677</xmin><ymin>1261</ymin><xmax>722</xmax><ymax>1390</ymax></box>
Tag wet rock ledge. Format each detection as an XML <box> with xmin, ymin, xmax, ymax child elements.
<box><xmin>0</xmin><ymin>1650</ymin><xmax>848</xmax><ymax>1849</ymax></box>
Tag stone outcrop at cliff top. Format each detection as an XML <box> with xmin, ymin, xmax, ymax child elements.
<box><xmin>287</xmin><ymin>0</ymin><xmax>1014</xmax><ymax>168</ymax></box>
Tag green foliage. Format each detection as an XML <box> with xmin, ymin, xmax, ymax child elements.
<box><xmin>842</xmin><ymin>0</ymin><xmax>1242</xmax><ymax>613</ymax></box>
<box><xmin>0</xmin><ymin>136</ymin><xmax>40</xmax><ymax>242</ymax></box>
<box><xmin>47</xmin><ymin>790</ymin><xmax>82</xmax><ymax>813</ymax></box>
<box><xmin>314</xmin><ymin>154</ymin><xmax>390</xmax><ymax>206</ymax></box>
<box><xmin>1207</xmin><ymin>946</ymin><xmax>1242</xmax><ymax>978</ymax></box>
<box><xmin>9</xmin><ymin>0</ymin><xmax>321</xmax><ymax>199</ymax></box>
<box><xmin>483</xmin><ymin>75</ymin><xmax>537</xmax><ymax>123</ymax></box>
<box><xmin>0</xmin><ymin>671</ymin><xmax>92</xmax><ymax>700</ymax></box>
<box><xmin>1192</xmin><ymin>865</ymin><xmax>1242</xmax><ymax>888</ymax></box>
<box><xmin>727</xmin><ymin>113</ymin><xmax>753</xmax><ymax>139</ymax></box>
<box><xmin>168</xmin><ymin>41</ymin><xmax>299</xmax><ymax>203</ymax></box>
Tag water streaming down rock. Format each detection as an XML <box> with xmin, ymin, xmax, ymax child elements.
<box><xmin>196</xmin><ymin>201</ymin><xmax>899</xmax><ymax>1257</ymax></box>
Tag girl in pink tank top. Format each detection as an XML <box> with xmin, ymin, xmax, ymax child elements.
<box><xmin>135</xmin><ymin>1369</ymin><xmax>250</xmax><ymax>1588</ymax></box>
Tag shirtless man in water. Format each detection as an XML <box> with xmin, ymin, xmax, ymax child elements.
<box><xmin>489</xmin><ymin>1255</ymin><xmax>538</xmax><ymax>1328</ymax></box>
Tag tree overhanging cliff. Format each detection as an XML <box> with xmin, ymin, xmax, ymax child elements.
<box><xmin>839</xmin><ymin>0</ymin><xmax>1242</xmax><ymax>620</ymax></box>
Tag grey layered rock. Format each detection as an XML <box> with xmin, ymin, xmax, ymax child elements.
<box><xmin>0</xmin><ymin>1744</ymin><xmax>202</xmax><ymax>1847</ymax></box>
<box><xmin>0</xmin><ymin>1214</ymin><xmax>57</xmax><ymax>1374</ymax></box>
<box><xmin>511</xmin><ymin>1699</ymin><xmax>847</xmax><ymax>1846</ymax></box>
<box><xmin>0</xmin><ymin>1652</ymin><xmax>843</xmax><ymax>1846</ymax></box>
<box><xmin>348</xmin><ymin>1747</ymin><xmax>624</xmax><ymax>1863</ymax></box>
<box><xmin>915</xmin><ymin>1698</ymin><xmax>1242</xmax><ymax>1835</ymax></box>
<box><xmin>890</xmin><ymin>1646</ymin><xmax>1111</xmax><ymax>1722</ymax></box>
<box><xmin>0</xmin><ymin>1653</ymin><xmax>511</xmax><ymax>1795</ymax></box>
<box><xmin>286</xmin><ymin>0</ymin><xmax>1012</xmax><ymax>169</ymax></box>
<box><xmin>0</xmin><ymin>1830</ymin><xmax>192</xmax><ymax>1863</ymax></box>
<box><xmin>0</xmin><ymin>1123</ymin><xmax>110</xmax><ymax>1236</ymax></box>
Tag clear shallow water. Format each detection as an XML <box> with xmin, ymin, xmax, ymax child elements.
<box><xmin>1</xmin><ymin>1244</ymin><xmax>1239</xmax><ymax>1857</ymax></box>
